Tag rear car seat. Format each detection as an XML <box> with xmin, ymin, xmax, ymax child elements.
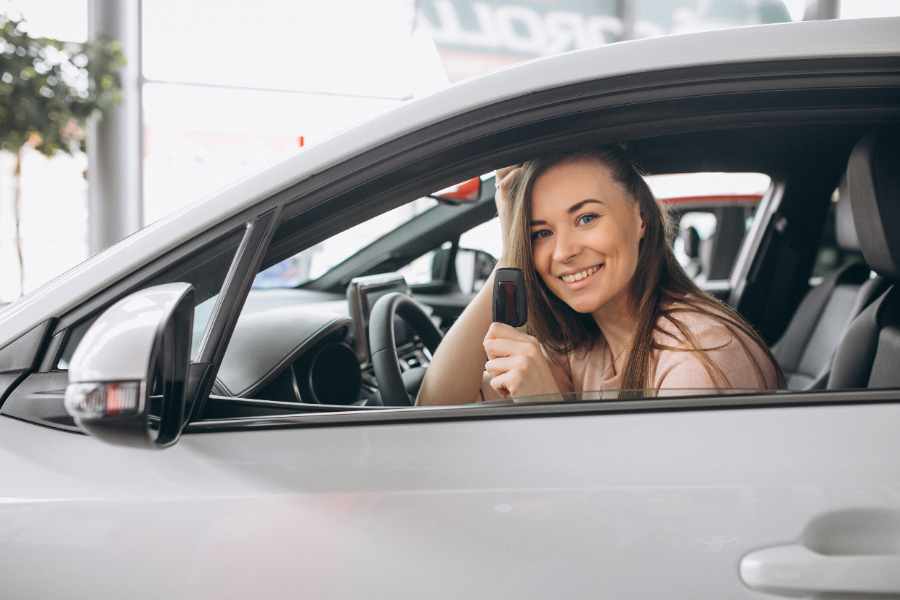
<box><xmin>772</xmin><ymin>177</ymin><xmax>888</xmax><ymax>390</ymax></box>
<box><xmin>828</xmin><ymin>130</ymin><xmax>900</xmax><ymax>390</ymax></box>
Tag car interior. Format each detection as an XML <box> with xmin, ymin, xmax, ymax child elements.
<box><xmin>194</xmin><ymin>124</ymin><xmax>900</xmax><ymax>419</ymax></box>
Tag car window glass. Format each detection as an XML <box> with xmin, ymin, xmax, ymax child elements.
<box><xmin>673</xmin><ymin>211</ymin><xmax>716</xmax><ymax>277</ymax></box>
<box><xmin>398</xmin><ymin>242</ymin><xmax>453</xmax><ymax>286</ymax></box>
<box><xmin>400</xmin><ymin>218</ymin><xmax>502</xmax><ymax>288</ymax></box>
<box><xmin>811</xmin><ymin>188</ymin><xmax>866</xmax><ymax>282</ymax></box>
<box><xmin>253</xmin><ymin>198</ymin><xmax>439</xmax><ymax>289</ymax></box>
<box><xmin>56</xmin><ymin>228</ymin><xmax>245</xmax><ymax>369</ymax></box>
<box><xmin>459</xmin><ymin>218</ymin><xmax>502</xmax><ymax>260</ymax></box>
<box><xmin>652</xmin><ymin>173</ymin><xmax>768</xmax><ymax>281</ymax></box>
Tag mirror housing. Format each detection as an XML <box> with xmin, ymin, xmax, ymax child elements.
<box><xmin>454</xmin><ymin>247</ymin><xmax>497</xmax><ymax>293</ymax></box>
<box><xmin>430</xmin><ymin>177</ymin><xmax>482</xmax><ymax>204</ymax></box>
<box><xmin>64</xmin><ymin>283</ymin><xmax>194</xmax><ymax>449</ymax></box>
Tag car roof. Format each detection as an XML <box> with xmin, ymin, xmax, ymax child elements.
<box><xmin>2</xmin><ymin>17</ymin><xmax>899</xmax><ymax>344</ymax></box>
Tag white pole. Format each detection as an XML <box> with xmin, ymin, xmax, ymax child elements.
<box><xmin>804</xmin><ymin>0</ymin><xmax>839</xmax><ymax>20</ymax></box>
<box><xmin>87</xmin><ymin>0</ymin><xmax>143</xmax><ymax>255</ymax></box>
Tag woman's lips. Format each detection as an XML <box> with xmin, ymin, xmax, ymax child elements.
<box><xmin>559</xmin><ymin>264</ymin><xmax>603</xmax><ymax>288</ymax></box>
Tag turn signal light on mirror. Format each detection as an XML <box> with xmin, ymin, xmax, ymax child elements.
<box><xmin>65</xmin><ymin>381</ymin><xmax>143</xmax><ymax>419</ymax></box>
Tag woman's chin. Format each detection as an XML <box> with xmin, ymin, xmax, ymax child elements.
<box><xmin>557</xmin><ymin>286</ymin><xmax>617</xmax><ymax>314</ymax></box>
<box><xmin>565</xmin><ymin>296</ymin><xmax>605</xmax><ymax>314</ymax></box>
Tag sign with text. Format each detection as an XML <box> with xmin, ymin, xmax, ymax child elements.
<box><xmin>416</xmin><ymin>0</ymin><xmax>790</xmax><ymax>80</ymax></box>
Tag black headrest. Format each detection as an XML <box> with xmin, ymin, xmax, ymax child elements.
<box><xmin>835</xmin><ymin>177</ymin><xmax>859</xmax><ymax>252</ymax></box>
<box><xmin>847</xmin><ymin>131</ymin><xmax>900</xmax><ymax>279</ymax></box>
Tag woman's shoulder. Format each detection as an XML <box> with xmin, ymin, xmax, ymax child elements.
<box><xmin>651</xmin><ymin>296</ymin><xmax>779</xmax><ymax>391</ymax></box>
<box><xmin>653</xmin><ymin>298</ymin><xmax>736</xmax><ymax>349</ymax></box>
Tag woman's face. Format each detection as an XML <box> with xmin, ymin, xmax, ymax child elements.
<box><xmin>529</xmin><ymin>157</ymin><xmax>644</xmax><ymax>319</ymax></box>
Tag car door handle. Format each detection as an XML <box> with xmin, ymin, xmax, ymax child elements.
<box><xmin>740</xmin><ymin>544</ymin><xmax>900</xmax><ymax>596</ymax></box>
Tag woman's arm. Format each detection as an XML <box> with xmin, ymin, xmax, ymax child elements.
<box><xmin>416</xmin><ymin>269</ymin><xmax>497</xmax><ymax>405</ymax></box>
<box><xmin>416</xmin><ymin>166</ymin><xmax>523</xmax><ymax>406</ymax></box>
<box><xmin>417</xmin><ymin>276</ymin><xmax>567</xmax><ymax>405</ymax></box>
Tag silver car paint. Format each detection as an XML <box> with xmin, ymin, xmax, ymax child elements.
<box><xmin>2</xmin><ymin>402</ymin><xmax>899</xmax><ymax>597</ymax></box>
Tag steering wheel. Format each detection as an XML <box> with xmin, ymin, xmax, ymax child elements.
<box><xmin>368</xmin><ymin>292</ymin><xmax>443</xmax><ymax>406</ymax></box>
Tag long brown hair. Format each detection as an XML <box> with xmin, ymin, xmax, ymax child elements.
<box><xmin>504</xmin><ymin>146</ymin><xmax>785</xmax><ymax>393</ymax></box>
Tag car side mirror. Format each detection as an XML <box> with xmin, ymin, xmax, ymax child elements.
<box><xmin>455</xmin><ymin>247</ymin><xmax>497</xmax><ymax>293</ymax></box>
<box><xmin>64</xmin><ymin>283</ymin><xmax>194</xmax><ymax>449</ymax></box>
<box><xmin>429</xmin><ymin>177</ymin><xmax>482</xmax><ymax>205</ymax></box>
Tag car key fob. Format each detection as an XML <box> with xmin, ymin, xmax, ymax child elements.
<box><xmin>492</xmin><ymin>267</ymin><xmax>527</xmax><ymax>327</ymax></box>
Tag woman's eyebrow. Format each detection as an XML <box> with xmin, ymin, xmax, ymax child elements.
<box><xmin>567</xmin><ymin>198</ymin><xmax>606</xmax><ymax>213</ymax></box>
<box><xmin>530</xmin><ymin>198</ymin><xmax>606</xmax><ymax>226</ymax></box>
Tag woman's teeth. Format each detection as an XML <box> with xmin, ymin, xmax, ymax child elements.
<box><xmin>560</xmin><ymin>264</ymin><xmax>601</xmax><ymax>283</ymax></box>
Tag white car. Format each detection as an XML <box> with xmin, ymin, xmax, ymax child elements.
<box><xmin>2</xmin><ymin>17</ymin><xmax>900</xmax><ymax>599</ymax></box>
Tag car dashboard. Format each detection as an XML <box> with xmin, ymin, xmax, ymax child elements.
<box><xmin>207</xmin><ymin>282</ymin><xmax>431</xmax><ymax>417</ymax></box>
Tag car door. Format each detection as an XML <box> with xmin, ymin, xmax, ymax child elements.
<box><xmin>3</xmin><ymin>392</ymin><xmax>900</xmax><ymax>598</ymax></box>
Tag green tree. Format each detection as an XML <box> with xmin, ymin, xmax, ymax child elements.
<box><xmin>0</xmin><ymin>15</ymin><xmax>123</xmax><ymax>297</ymax></box>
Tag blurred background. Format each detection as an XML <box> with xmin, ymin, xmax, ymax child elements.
<box><xmin>1</xmin><ymin>0</ymin><xmax>898</xmax><ymax>303</ymax></box>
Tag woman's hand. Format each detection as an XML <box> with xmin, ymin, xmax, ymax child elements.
<box><xmin>483</xmin><ymin>322</ymin><xmax>560</xmax><ymax>399</ymax></box>
<box><xmin>494</xmin><ymin>165</ymin><xmax>522</xmax><ymax>261</ymax></box>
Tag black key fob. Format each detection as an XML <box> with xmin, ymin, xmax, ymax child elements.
<box><xmin>492</xmin><ymin>267</ymin><xmax>527</xmax><ymax>327</ymax></box>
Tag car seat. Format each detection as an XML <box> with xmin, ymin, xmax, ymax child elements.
<box><xmin>828</xmin><ymin>131</ymin><xmax>900</xmax><ymax>390</ymax></box>
<box><xmin>772</xmin><ymin>172</ymin><xmax>889</xmax><ymax>390</ymax></box>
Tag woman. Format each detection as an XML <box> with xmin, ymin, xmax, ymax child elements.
<box><xmin>417</xmin><ymin>146</ymin><xmax>783</xmax><ymax>405</ymax></box>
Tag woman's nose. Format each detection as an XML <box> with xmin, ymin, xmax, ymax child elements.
<box><xmin>552</xmin><ymin>230</ymin><xmax>580</xmax><ymax>263</ymax></box>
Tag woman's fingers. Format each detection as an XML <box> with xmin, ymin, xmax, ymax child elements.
<box><xmin>485</xmin><ymin>321</ymin><xmax>530</xmax><ymax>340</ymax></box>
<box><xmin>484</xmin><ymin>323</ymin><xmax>540</xmax><ymax>359</ymax></box>
<box><xmin>495</xmin><ymin>164</ymin><xmax>520</xmax><ymax>187</ymax></box>
<box><xmin>489</xmin><ymin>371</ymin><xmax>518</xmax><ymax>397</ymax></box>
<box><xmin>495</xmin><ymin>165</ymin><xmax>522</xmax><ymax>203</ymax></box>
<box><xmin>484</xmin><ymin>355</ymin><xmax>527</xmax><ymax>377</ymax></box>
<box><xmin>483</xmin><ymin>336</ymin><xmax>541</xmax><ymax>361</ymax></box>
<box><xmin>482</xmin><ymin>322</ymin><xmax>561</xmax><ymax>399</ymax></box>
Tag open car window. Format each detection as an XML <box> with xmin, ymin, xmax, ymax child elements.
<box><xmin>206</xmin><ymin>168</ymin><xmax>782</xmax><ymax>416</ymax></box>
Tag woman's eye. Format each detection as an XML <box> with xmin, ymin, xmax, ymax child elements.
<box><xmin>530</xmin><ymin>229</ymin><xmax>552</xmax><ymax>241</ymax></box>
<box><xmin>576</xmin><ymin>213</ymin><xmax>598</xmax><ymax>226</ymax></box>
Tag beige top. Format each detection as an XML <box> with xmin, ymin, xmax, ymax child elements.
<box><xmin>482</xmin><ymin>307</ymin><xmax>781</xmax><ymax>401</ymax></box>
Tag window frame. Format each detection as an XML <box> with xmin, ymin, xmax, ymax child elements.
<box><xmin>187</xmin><ymin>57</ymin><xmax>900</xmax><ymax>430</ymax></box>
<box><xmin>187</xmin><ymin>388</ymin><xmax>900</xmax><ymax>433</ymax></box>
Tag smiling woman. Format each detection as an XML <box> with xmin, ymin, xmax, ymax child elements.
<box><xmin>418</xmin><ymin>146</ymin><xmax>783</xmax><ymax>405</ymax></box>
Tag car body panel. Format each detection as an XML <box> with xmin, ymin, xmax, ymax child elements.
<box><xmin>2</xmin><ymin>17</ymin><xmax>900</xmax><ymax>346</ymax></box>
<box><xmin>2</xmin><ymin>400</ymin><xmax>899</xmax><ymax>597</ymax></box>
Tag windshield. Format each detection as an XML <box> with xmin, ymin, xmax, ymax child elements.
<box><xmin>253</xmin><ymin>196</ymin><xmax>438</xmax><ymax>289</ymax></box>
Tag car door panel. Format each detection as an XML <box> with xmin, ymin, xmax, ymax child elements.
<box><xmin>2</xmin><ymin>400</ymin><xmax>899</xmax><ymax>598</ymax></box>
